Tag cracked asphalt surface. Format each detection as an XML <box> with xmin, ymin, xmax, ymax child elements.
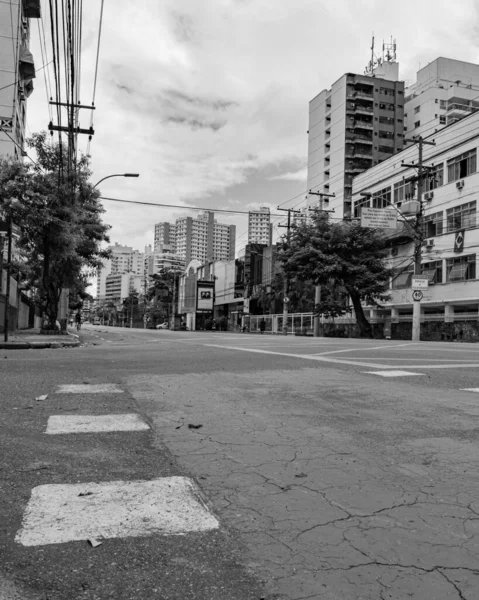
<box><xmin>2</xmin><ymin>325</ymin><xmax>479</xmax><ymax>599</ymax></box>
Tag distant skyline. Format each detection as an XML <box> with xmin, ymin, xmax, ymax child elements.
<box><xmin>25</xmin><ymin>0</ymin><xmax>479</xmax><ymax>262</ymax></box>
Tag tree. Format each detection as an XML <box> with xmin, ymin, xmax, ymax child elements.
<box><xmin>0</xmin><ymin>132</ymin><xmax>110</xmax><ymax>330</ymax></box>
<box><xmin>279</xmin><ymin>211</ymin><xmax>393</xmax><ymax>338</ymax></box>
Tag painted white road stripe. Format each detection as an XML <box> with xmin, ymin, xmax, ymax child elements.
<box><xmin>15</xmin><ymin>477</ymin><xmax>219</xmax><ymax>546</ymax></box>
<box><xmin>460</xmin><ymin>388</ymin><xmax>479</xmax><ymax>393</ymax></box>
<box><xmin>204</xmin><ymin>344</ymin><xmax>479</xmax><ymax>369</ymax></box>
<box><xmin>313</xmin><ymin>343</ymin><xmax>415</xmax><ymax>356</ymax></box>
<box><xmin>362</xmin><ymin>370</ymin><xmax>425</xmax><ymax>377</ymax></box>
<box><xmin>56</xmin><ymin>384</ymin><xmax>124</xmax><ymax>394</ymax></box>
<box><xmin>45</xmin><ymin>414</ymin><xmax>150</xmax><ymax>434</ymax></box>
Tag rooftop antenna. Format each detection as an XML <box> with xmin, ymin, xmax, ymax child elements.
<box><xmin>365</xmin><ymin>34</ymin><xmax>380</xmax><ymax>76</ymax></box>
<box><xmin>383</xmin><ymin>36</ymin><xmax>397</xmax><ymax>62</ymax></box>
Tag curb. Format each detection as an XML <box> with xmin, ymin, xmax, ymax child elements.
<box><xmin>0</xmin><ymin>339</ymin><xmax>81</xmax><ymax>350</ymax></box>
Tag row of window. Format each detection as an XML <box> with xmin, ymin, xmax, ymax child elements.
<box><xmin>393</xmin><ymin>255</ymin><xmax>476</xmax><ymax>288</ymax></box>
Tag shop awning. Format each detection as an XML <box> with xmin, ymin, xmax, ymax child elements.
<box><xmin>19</xmin><ymin>46</ymin><xmax>36</xmax><ymax>81</ymax></box>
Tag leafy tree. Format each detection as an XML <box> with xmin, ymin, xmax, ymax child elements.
<box><xmin>279</xmin><ymin>211</ymin><xmax>393</xmax><ymax>338</ymax></box>
<box><xmin>147</xmin><ymin>268</ymin><xmax>175</xmax><ymax>303</ymax></box>
<box><xmin>0</xmin><ymin>132</ymin><xmax>110</xmax><ymax>330</ymax></box>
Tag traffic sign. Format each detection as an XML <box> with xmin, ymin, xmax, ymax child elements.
<box><xmin>412</xmin><ymin>276</ymin><xmax>429</xmax><ymax>290</ymax></box>
<box><xmin>412</xmin><ymin>290</ymin><xmax>423</xmax><ymax>301</ymax></box>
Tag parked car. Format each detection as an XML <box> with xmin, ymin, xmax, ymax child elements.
<box><xmin>156</xmin><ymin>322</ymin><xmax>169</xmax><ymax>330</ymax></box>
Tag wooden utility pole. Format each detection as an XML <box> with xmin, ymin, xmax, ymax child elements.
<box><xmin>278</xmin><ymin>207</ymin><xmax>301</xmax><ymax>335</ymax></box>
<box><xmin>307</xmin><ymin>191</ymin><xmax>335</xmax><ymax>336</ymax></box>
<box><xmin>402</xmin><ymin>136</ymin><xmax>436</xmax><ymax>342</ymax></box>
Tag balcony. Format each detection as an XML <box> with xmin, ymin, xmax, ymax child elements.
<box><xmin>353</xmin><ymin>120</ymin><xmax>373</xmax><ymax>130</ymax></box>
<box><xmin>354</xmin><ymin>104</ymin><xmax>374</xmax><ymax>115</ymax></box>
<box><xmin>354</xmin><ymin>90</ymin><xmax>374</xmax><ymax>101</ymax></box>
<box><xmin>352</xmin><ymin>134</ymin><xmax>373</xmax><ymax>144</ymax></box>
<box><xmin>446</xmin><ymin>103</ymin><xmax>477</xmax><ymax>117</ymax></box>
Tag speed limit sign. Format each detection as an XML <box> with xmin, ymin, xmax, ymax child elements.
<box><xmin>412</xmin><ymin>290</ymin><xmax>423</xmax><ymax>302</ymax></box>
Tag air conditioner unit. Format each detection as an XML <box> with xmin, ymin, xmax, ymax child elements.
<box><xmin>456</xmin><ymin>180</ymin><xmax>465</xmax><ymax>189</ymax></box>
<box><xmin>424</xmin><ymin>191</ymin><xmax>434</xmax><ymax>201</ymax></box>
<box><xmin>425</xmin><ymin>239</ymin><xmax>435</xmax><ymax>249</ymax></box>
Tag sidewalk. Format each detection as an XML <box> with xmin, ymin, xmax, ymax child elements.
<box><xmin>0</xmin><ymin>328</ymin><xmax>80</xmax><ymax>350</ymax></box>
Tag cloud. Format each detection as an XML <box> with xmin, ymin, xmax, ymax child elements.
<box><xmin>269</xmin><ymin>168</ymin><xmax>308</xmax><ymax>182</ymax></box>
<box><xmin>25</xmin><ymin>0</ymin><xmax>479</xmax><ymax>261</ymax></box>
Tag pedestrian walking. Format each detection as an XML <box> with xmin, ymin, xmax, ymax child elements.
<box><xmin>260</xmin><ymin>318</ymin><xmax>266</xmax><ymax>335</ymax></box>
<box><xmin>75</xmin><ymin>312</ymin><xmax>82</xmax><ymax>331</ymax></box>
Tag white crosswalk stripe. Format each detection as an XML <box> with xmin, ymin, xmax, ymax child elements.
<box><xmin>45</xmin><ymin>413</ymin><xmax>150</xmax><ymax>434</ymax></box>
<box><xmin>15</xmin><ymin>477</ymin><xmax>219</xmax><ymax>547</ymax></box>
<box><xmin>362</xmin><ymin>370</ymin><xmax>425</xmax><ymax>377</ymax></box>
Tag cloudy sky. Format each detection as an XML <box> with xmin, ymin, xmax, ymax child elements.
<box><xmin>28</xmin><ymin>0</ymin><xmax>479</xmax><ymax>258</ymax></box>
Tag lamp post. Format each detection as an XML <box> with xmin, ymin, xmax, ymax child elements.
<box><xmin>93</xmin><ymin>173</ymin><xmax>139</xmax><ymax>188</ymax></box>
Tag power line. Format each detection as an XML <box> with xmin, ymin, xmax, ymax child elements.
<box><xmin>100</xmin><ymin>196</ymin><xmax>287</xmax><ymax>217</ymax></box>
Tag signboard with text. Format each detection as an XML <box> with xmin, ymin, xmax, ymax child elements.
<box><xmin>412</xmin><ymin>276</ymin><xmax>429</xmax><ymax>290</ymax></box>
<box><xmin>196</xmin><ymin>281</ymin><xmax>215</xmax><ymax>312</ymax></box>
<box><xmin>360</xmin><ymin>208</ymin><xmax>397</xmax><ymax>230</ymax></box>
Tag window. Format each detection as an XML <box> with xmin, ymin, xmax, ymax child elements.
<box><xmin>440</xmin><ymin>99</ymin><xmax>446</xmax><ymax>110</ymax></box>
<box><xmin>392</xmin><ymin>266</ymin><xmax>413</xmax><ymax>289</ymax></box>
<box><xmin>372</xmin><ymin>187</ymin><xmax>392</xmax><ymax>208</ymax></box>
<box><xmin>379</xmin><ymin>116</ymin><xmax>395</xmax><ymax>125</ymax></box>
<box><xmin>379</xmin><ymin>130</ymin><xmax>395</xmax><ymax>139</ymax></box>
<box><xmin>394</xmin><ymin>179</ymin><xmax>415</xmax><ymax>203</ymax></box>
<box><xmin>440</xmin><ymin>116</ymin><xmax>446</xmax><ymax>124</ymax></box>
<box><xmin>414</xmin><ymin>106</ymin><xmax>420</xmax><ymax>114</ymax></box>
<box><xmin>379</xmin><ymin>102</ymin><xmax>395</xmax><ymax>111</ymax></box>
<box><xmin>380</xmin><ymin>87</ymin><xmax>395</xmax><ymax>97</ymax></box>
<box><xmin>422</xmin><ymin>211</ymin><xmax>444</xmax><ymax>237</ymax></box>
<box><xmin>446</xmin><ymin>255</ymin><xmax>476</xmax><ymax>282</ymax></box>
<box><xmin>447</xmin><ymin>149</ymin><xmax>476</xmax><ymax>182</ymax></box>
<box><xmin>378</xmin><ymin>145</ymin><xmax>394</xmax><ymax>154</ymax></box>
<box><xmin>435</xmin><ymin>99</ymin><xmax>438</xmax><ymax>104</ymax></box>
<box><xmin>446</xmin><ymin>201</ymin><xmax>476</xmax><ymax>231</ymax></box>
<box><xmin>397</xmin><ymin>118</ymin><xmax>403</xmax><ymax>123</ymax></box>
<box><xmin>424</xmin><ymin>163</ymin><xmax>444</xmax><ymax>191</ymax></box>
<box><xmin>422</xmin><ymin>261</ymin><xmax>443</xmax><ymax>284</ymax></box>
<box><xmin>414</xmin><ymin>120</ymin><xmax>420</xmax><ymax>128</ymax></box>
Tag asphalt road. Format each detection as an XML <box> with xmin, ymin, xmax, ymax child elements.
<box><xmin>2</xmin><ymin>325</ymin><xmax>479</xmax><ymax>599</ymax></box>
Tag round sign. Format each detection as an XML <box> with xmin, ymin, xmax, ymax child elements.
<box><xmin>412</xmin><ymin>290</ymin><xmax>423</xmax><ymax>302</ymax></box>
<box><xmin>283</xmin><ymin>297</ymin><xmax>290</xmax><ymax>303</ymax></box>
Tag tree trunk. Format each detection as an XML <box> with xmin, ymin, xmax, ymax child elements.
<box><xmin>349</xmin><ymin>290</ymin><xmax>373</xmax><ymax>338</ymax></box>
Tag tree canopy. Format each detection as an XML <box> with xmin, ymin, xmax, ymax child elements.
<box><xmin>278</xmin><ymin>211</ymin><xmax>393</xmax><ymax>337</ymax></box>
<box><xmin>0</xmin><ymin>132</ymin><xmax>110</xmax><ymax>329</ymax></box>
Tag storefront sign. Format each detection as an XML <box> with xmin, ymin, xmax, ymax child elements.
<box><xmin>197</xmin><ymin>281</ymin><xmax>214</xmax><ymax>312</ymax></box>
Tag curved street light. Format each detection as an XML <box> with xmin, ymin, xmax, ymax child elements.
<box><xmin>93</xmin><ymin>173</ymin><xmax>140</xmax><ymax>188</ymax></box>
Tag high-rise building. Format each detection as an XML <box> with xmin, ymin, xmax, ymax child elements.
<box><xmin>404</xmin><ymin>58</ymin><xmax>479</xmax><ymax>140</ymax></box>
<box><xmin>96</xmin><ymin>244</ymin><xmax>145</xmax><ymax>300</ymax></box>
<box><xmin>0</xmin><ymin>0</ymin><xmax>39</xmax><ymax>159</ymax></box>
<box><xmin>248</xmin><ymin>206</ymin><xmax>272</xmax><ymax>245</ymax></box>
<box><xmin>307</xmin><ymin>57</ymin><xmax>404</xmax><ymax>219</ymax></box>
<box><xmin>154</xmin><ymin>212</ymin><xmax>236</xmax><ymax>265</ymax></box>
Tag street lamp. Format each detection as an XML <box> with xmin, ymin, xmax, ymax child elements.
<box><xmin>93</xmin><ymin>173</ymin><xmax>139</xmax><ymax>188</ymax></box>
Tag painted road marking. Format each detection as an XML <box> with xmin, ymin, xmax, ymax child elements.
<box><xmin>204</xmin><ymin>344</ymin><xmax>479</xmax><ymax>370</ymax></box>
<box><xmin>15</xmin><ymin>477</ymin><xmax>219</xmax><ymax>546</ymax></box>
<box><xmin>45</xmin><ymin>414</ymin><xmax>150</xmax><ymax>434</ymax></box>
<box><xmin>460</xmin><ymin>388</ymin><xmax>479</xmax><ymax>393</ymax></box>
<box><xmin>56</xmin><ymin>384</ymin><xmax>124</xmax><ymax>394</ymax></box>
<box><xmin>312</xmin><ymin>343</ymin><xmax>415</xmax><ymax>356</ymax></box>
<box><xmin>362</xmin><ymin>370</ymin><xmax>425</xmax><ymax>377</ymax></box>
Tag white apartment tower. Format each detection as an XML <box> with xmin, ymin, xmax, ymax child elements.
<box><xmin>96</xmin><ymin>244</ymin><xmax>145</xmax><ymax>300</ymax></box>
<box><xmin>154</xmin><ymin>212</ymin><xmax>236</xmax><ymax>265</ymax></box>
<box><xmin>248</xmin><ymin>206</ymin><xmax>272</xmax><ymax>245</ymax></box>
<box><xmin>404</xmin><ymin>58</ymin><xmax>479</xmax><ymax>140</ymax></box>
<box><xmin>0</xmin><ymin>0</ymin><xmax>39</xmax><ymax>159</ymax></box>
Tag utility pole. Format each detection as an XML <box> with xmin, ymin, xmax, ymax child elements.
<box><xmin>307</xmin><ymin>191</ymin><xmax>335</xmax><ymax>337</ymax></box>
<box><xmin>401</xmin><ymin>136</ymin><xmax>436</xmax><ymax>342</ymax></box>
<box><xmin>278</xmin><ymin>207</ymin><xmax>301</xmax><ymax>335</ymax></box>
<box><xmin>3</xmin><ymin>217</ymin><xmax>12</xmax><ymax>343</ymax></box>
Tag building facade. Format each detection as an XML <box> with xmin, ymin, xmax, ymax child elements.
<box><xmin>248</xmin><ymin>206</ymin><xmax>272</xmax><ymax>245</ymax></box>
<box><xmin>404</xmin><ymin>58</ymin><xmax>479</xmax><ymax>140</ymax></box>
<box><xmin>154</xmin><ymin>212</ymin><xmax>236</xmax><ymax>265</ymax></box>
<box><xmin>307</xmin><ymin>70</ymin><xmax>405</xmax><ymax>218</ymax></box>
<box><xmin>0</xmin><ymin>0</ymin><xmax>39</xmax><ymax>160</ymax></box>
<box><xmin>352</xmin><ymin>109</ymin><xmax>479</xmax><ymax>322</ymax></box>
<box><xmin>96</xmin><ymin>244</ymin><xmax>145</xmax><ymax>300</ymax></box>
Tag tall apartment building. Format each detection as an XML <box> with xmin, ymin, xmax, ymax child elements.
<box><xmin>0</xmin><ymin>0</ymin><xmax>39</xmax><ymax>159</ymax></box>
<box><xmin>248</xmin><ymin>206</ymin><xmax>272</xmax><ymax>245</ymax></box>
<box><xmin>96</xmin><ymin>244</ymin><xmax>144</xmax><ymax>300</ymax></box>
<box><xmin>154</xmin><ymin>212</ymin><xmax>236</xmax><ymax>265</ymax></box>
<box><xmin>154</xmin><ymin>222</ymin><xmax>176</xmax><ymax>252</ymax></box>
<box><xmin>307</xmin><ymin>65</ymin><xmax>405</xmax><ymax>219</ymax></box>
<box><xmin>404</xmin><ymin>58</ymin><xmax>479</xmax><ymax>140</ymax></box>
